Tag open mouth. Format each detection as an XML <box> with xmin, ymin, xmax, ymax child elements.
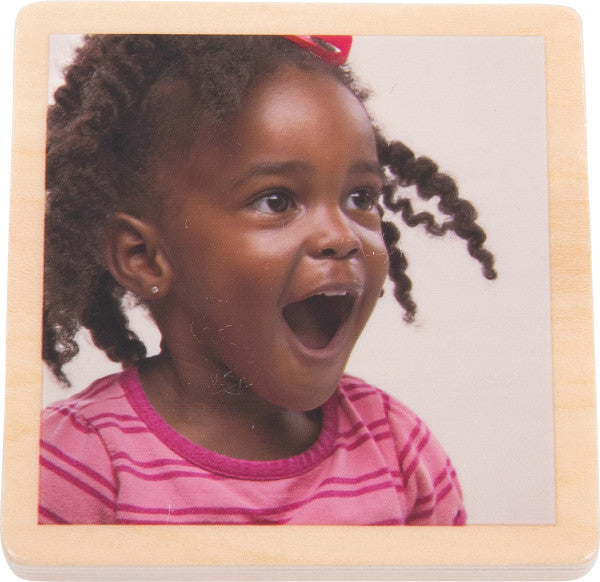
<box><xmin>282</xmin><ymin>292</ymin><xmax>355</xmax><ymax>350</ymax></box>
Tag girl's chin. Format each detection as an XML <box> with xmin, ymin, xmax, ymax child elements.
<box><xmin>251</xmin><ymin>340</ymin><xmax>355</xmax><ymax>411</ymax></box>
<box><xmin>224</xmin><ymin>323</ymin><xmax>357</xmax><ymax>411</ymax></box>
<box><xmin>247</xmin><ymin>370</ymin><xmax>343</xmax><ymax>412</ymax></box>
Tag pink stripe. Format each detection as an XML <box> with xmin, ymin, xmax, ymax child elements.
<box><xmin>348</xmin><ymin>389</ymin><xmax>379</xmax><ymax>403</ymax></box>
<box><xmin>413</xmin><ymin>466</ymin><xmax>453</xmax><ymax>506</ymax></box>
<box><xmin>397</xmin><ymin>421</ymin><xmax>423</xmax><ymax>465</ymax></box>
<box><xmin>248</xmin><ymin>479</ymin><xmax>398</xmax><ymax>514</ymax></box>
<box><xmin>86</xmin><ymin>412</ymin><xmax>142</xmax><ymax>423</ymax></box>
<box><xmin>405</xmin><ymin>514</ymin><xmax>428</xmax><ymax>524</ymax></box>
<box><xmin>333</xmin><ymin>427</ymin><xmax>396</xmax><ymax>458</ymax></box>
<box><xmin>117</xmin><ymin>480</ymin><xmax>397</xmax><ymax>519</ymax></box>
<box><xmin>339</xmin><ymin>427</ymin><xmax>393</xmax><ymax>450</ymax></box>
<box><xmin>46</xmin><ymin>377</ymin><xmax>117</xmax><ymax>409</ymax></box>
<box><xmin>336</xmin><ymin>420</ymin><xmax>392</xmax><ymax>455</ymax></box>
<box><xmin>434</xmin><ymin>465</ymin><xmax>450</xmax><ymax>487</ymax></box>
<box><xmin>51</xmin><ymin>408</ymin><xmax>149</xmax><ymax>435</ymax></box>
<box><xmin>453</xmin><ymin>509</ymin><xmax>467</xmax><ymax>525</ymax></box>
<box><xmin>115</xmin><ymin>516</ymin><xmax>289</xmax><ymax>525</ymax></box>
<box><xmin>373</xmin><ymin>429</ymin><xmax>394</xmax><ymax>442</ymax></box>
<box><xmin>338</xmin><ymin>419</ymin><xmax>371</xmax><ymax>440</ymax></box>
<box><xmin>413</xmin><ymin>492</ymin><xmax>434</xmax><ymax>507</ymax></box>
<box><xmin>111</xmin><ymin>451</ymin><xmax>198</xmax><ymax>469</ymax></box>
<box><xmin>52</xmin><ymin>408</ymin><xmax>95</xmax><ymax>435</ymax></box>
<box><xmin>339</xmin><ymin>432</ymin><xmax>371</xmax><ymax>452</ymax></box>
<box><xmin>381</xmin><ymin>392</ymin><xmax>393</xmax><ymax>422</ymax></box>
<box><xmin>318</xmin><ymin>467</ymin><xmax>390</xmax><ymax>487</ymax></box>
<box><xmin>38</xmin><ymin>505</ymin><xmax>68</xmax><ymax>524</ymax></box>
<box><xmin>433</xmin><ymin>482</ymin><xmax>454</xmax><ymax>505</ymax></box>
<box><xmin>41</xmin><ymin>440</ymin><xmax>117</xmax><ymax>494</ymax></box>
<box><xmin>78</xmin><ymin>393</ymin><xmax>129</xmax><ymax>410</ymax></box>
<box><xmin>46</xmin><ymin>404</ymin><xmax>66</xmax><ymax>413</ymax></box>
<box><xmin>40</xmin><ymin>457</ymin><xmax>115</xmax><ymax>510</ymax></box>
<box><xmin>116</xmin><ymin>464</ymin><xmax>394</xmax><ymax>489</ymax></box>
<box><xmin>367</xmin><ymin>417</ymin><xmax>389</xmax><ymax>432</ymax></box>
<box><xmin>269</xmin><ymin>480</ymin><xmax>398</xmax><ymax>515</ymax></box>
<box><xmin>92</xmin><ymin>421</ymin><xmax>150</xmax><ymax>434</ymax></box>
<box><xmin>406</xmin><ymin>483</ymin><xmax>455</xmax><ymax>523</ymax></box>
<box><xmin>78</xmin><ymin>376</ymin><xmax>120</xmax><ymax>400</ymax></box>
<box><xmin>314</xmin><ymin>467</ymin><xmax>402</xmax><ymax>494</ymax></box>
<box><xmin>114</xmin><ymin>464</ymin><xmax>227</xmax><ymax>482</ymax></box>
<box><xmin>47</xmin><ymin>391</ymin><xmax>128</xmax><ymax>415</ymax></box>
<box><xmin>370</xmin><ymin>517</ymin><xmax>405</xmax><ymax>525</ymax></box>
<box><xmin>400</xmin><ymin>429</ymin><xmax>431</xmax><ymax>484</ymax></box>
<box><xmin>405</xmin><ymin>507</ymin><xmax>433</xmax><ymax>523</ymax></box>
<box><xmin>339</xmin><ymin>376</ymin><xmax>368</xmax><ymax>391</ymax></box>
<box><xmin>337</xmin><ymin>416</ymin><xmax>388</xmax><ymax>442</ymax></box>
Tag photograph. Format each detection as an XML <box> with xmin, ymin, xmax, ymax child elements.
<box><xmin>41</xmin><ymin>32</ymin><xmax>554</xmax><ymax>527</ymax></box>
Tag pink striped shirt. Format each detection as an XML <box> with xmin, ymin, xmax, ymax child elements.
<box><xmin>39</xmin><ymin>367</ymin><xmax>466</xmax><ymax>525</ymax></box>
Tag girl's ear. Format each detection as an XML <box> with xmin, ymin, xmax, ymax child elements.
<box><xmin>105</xmin><ymin>212</ymin><xmax>175</xmax><ymax>301</ymax></box>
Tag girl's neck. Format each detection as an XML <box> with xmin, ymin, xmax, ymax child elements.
<box><xmin>137</xmin><ymin>353</ymin><xmax>322</xmax><ymax>461</ymax></box>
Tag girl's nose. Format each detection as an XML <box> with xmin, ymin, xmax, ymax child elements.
<box><xmin>307</xmin><ymin>206</ymin><xmax>360</xmax><ymax>260</ymax></box>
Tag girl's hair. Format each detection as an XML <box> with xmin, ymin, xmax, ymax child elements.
<box><xmin>44</xmin><ymin>34</ymin><xmax>497</xmax><ymax>384</ymax></box>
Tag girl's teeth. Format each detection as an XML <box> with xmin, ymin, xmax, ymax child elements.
<box><xmin>318</xmin><ymin>291</ymin><xmax>348</xmax><ymax>297</ymax></box>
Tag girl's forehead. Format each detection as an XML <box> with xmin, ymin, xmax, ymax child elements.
<box><xmin>146</xmin><ymin>66</ymin><xmax>365</xmax><ymax>148</ymax></box>
<box><xmin>229</xmin><ymin>68</ymin><xmax>373</xmax><ymax>139</ymax></box>
<box><xmin>149</xmin><ymin>66</ymin><xmax>377</xmax><ymax>192</ymax></box>
<box><xmin>246</xmin><ymin>67</ymin><xmax>364</xmax><ymax>110</ymax></box>
<box><xmin>152</xmin><ymin>69</ymin><xmax>378</xmax><ymax>203</ymax></box>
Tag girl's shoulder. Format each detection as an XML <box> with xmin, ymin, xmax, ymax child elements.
<box><xmin>42</xmin><ymin>367</ymin><xmax>136</xmax><ymax>424</ymax></box>
<box><xmin>337</xmin><ymin>374</ymin><xmax>465</xmax><ymax>524</ymax></box>
<box><xmin>337</xmin><ymin>373</ymin><xmax>420</xmax><ymax>427</ymax></box>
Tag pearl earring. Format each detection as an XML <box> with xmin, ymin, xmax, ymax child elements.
<box><xmin>151</xmin><ymin>286</ymin><xmax>159</xmax><ymax>295</ymax></box>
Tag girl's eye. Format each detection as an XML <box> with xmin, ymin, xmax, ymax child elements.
<box><xmin>345</xmin><ymin>189</ymin><xmax>377</xmax><ymax>212</ymax></box>
<box><xmin>251</xmin><ymin>191</ymin><xmax>295</xmax><ymax>214</ymax></box>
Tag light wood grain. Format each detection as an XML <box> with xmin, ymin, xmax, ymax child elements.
<box><xmin>2</xmin><ymin>2</ymin><xmax>596</xmax><ymax>579</ymax></box>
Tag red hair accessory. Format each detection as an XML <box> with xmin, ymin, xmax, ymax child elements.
<box><xmin>283</xmin><ymin>35</ymin><xmax>352</xmax><ymax>65</ymax></box>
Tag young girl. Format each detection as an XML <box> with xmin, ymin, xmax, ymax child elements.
<box><xmin>40</xmin><ymin>35</ymin><xmax>496</xmax><ymax>525</ymax></box>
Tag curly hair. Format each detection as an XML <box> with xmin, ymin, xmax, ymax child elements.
<box><xmin>44</xmin><ymin>34</ymin><xmax>496</xmax><ymax>384</ymax></box>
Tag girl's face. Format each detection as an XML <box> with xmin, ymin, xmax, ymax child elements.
<box><xmin>155</xmin><ymin>68</ymin><xmax>389</xmax><ymax>411</ymax></box>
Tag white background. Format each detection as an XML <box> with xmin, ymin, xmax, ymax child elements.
<box><xmin>2</xmin><ymin>0</ymin><xmax>600</xmax><ymax>579</ymax></box>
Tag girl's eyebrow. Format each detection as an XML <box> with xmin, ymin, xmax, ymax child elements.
<box><xmin>235</xmin><ymin>161</ymin><xmax>313</xmax><ymax>186</ymax></box>
<box><xmin>234</xmin><ymin>160</ymin><xmax>383</xmax><ymax>187</ymax></box>
<box><xmin>349</xmin><ymin>161</ymin><xmax>385</xmax><ymax>180</ymax></box>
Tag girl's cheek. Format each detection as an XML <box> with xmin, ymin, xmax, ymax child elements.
<box><xmin>367</xmin><ymin>231</ymin><xmax>390</xmax><ymax>273</ymax></box>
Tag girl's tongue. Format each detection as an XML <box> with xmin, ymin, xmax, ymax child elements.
<box><xmin>282</xmin><ymin>293</ymin><xmax>354</xmax><ymax>350</ymax></box>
